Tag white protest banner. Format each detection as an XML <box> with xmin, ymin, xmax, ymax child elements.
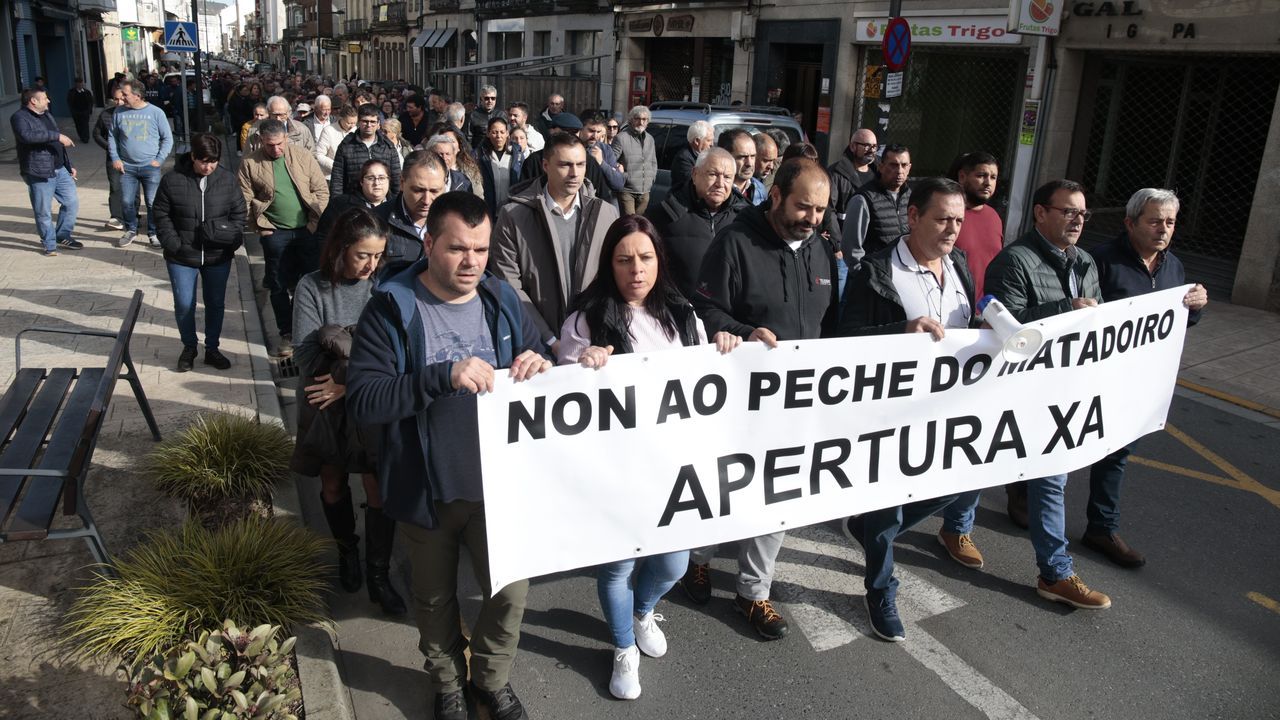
<box><xmin>477</xmin><ymin>286</ymin><xmax>1190</xmax><ymax>591</ymax></box>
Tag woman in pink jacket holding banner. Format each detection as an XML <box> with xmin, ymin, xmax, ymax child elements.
<box><xmin>557</xmin><ymin>214</ymin><xmax>740</xmax><ymax>701</ymax></box>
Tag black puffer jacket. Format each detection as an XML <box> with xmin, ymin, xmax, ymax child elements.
<box><xmin>153</xmin><ymin>154</ymin><xmax>247</xmax><ymax>267</ymax></box>
<box><xmin>330</xmin><ymin>132</ymin><xmax>402</xmax><ymax>198</ymax></box>
<box><xmin>645</xmin><ymin>179</ymin><xmax>749</xmax><ymax>300</ymax></box>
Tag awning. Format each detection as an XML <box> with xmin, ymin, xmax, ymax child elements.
<box><xmin>412</xmin><ymin>26</ymin><xmax>458</xmax><ymax>49</ymax></box>
<box><xmin>432</xmin><ymin>53</ymin><xmax>606</xmax><ymax>76</ymax></box>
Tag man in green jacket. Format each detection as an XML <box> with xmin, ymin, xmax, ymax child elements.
<box><xmin>984</xmin><ymin>179</ymin><xmax>1111</xmax><ymax>611</ymax></box>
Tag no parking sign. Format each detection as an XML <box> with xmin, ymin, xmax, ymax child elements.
<box><xmin>882</xmin><ymin>17</ymin><xmax>911</xmax><ymax>71</ymax></box>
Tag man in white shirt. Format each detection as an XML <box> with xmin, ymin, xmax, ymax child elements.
<box><xmin>836</xmin><ymin>178</ymin><xmax>979</xmax><ymax>643</ymax></box>
<box><xmin>506</xmin><ymin>102</ymin><xmax>544</xmax><ymax>152</ymax></box>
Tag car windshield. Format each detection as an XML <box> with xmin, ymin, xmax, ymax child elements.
<box><xmin>714</xmin><ymin>124</ymin><xmax>803</xmax><ymax>145</ymax></box>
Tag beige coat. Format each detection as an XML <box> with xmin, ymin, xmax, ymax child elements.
<box><xmin>237</xmin><ymin>144</ymin><xmax>329</xmax><ymax>233</ymax></box>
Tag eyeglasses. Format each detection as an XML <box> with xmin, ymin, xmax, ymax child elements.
<box><xmin>480</xmin><ymin>96</ymin><xmax>496</xmax><ymax>101</ymax></box>
<box><xmin>607</xmin><ymin>124</ymin><xmax>618</xmax><ymax>130</ymax></box>
<box><xmin>362</xmin><ymin>175</ymin><xmax>389</xmax><ymax>183</ymax></box>
<box><xmin>1047</xmin><ymin>206</ymin><xmax>1093</xmax><ymax>222</ymax></box>
<box><xmin>270</xmin><ymin>112</ymin><xmax>289</xmax><ymax>118</ymax></box>
<box><xmin>359</xmin><ymin>118</ymin><xmax>380</xmax><ymax>124</ymax></box>
<box><xmin>852</xmin><ymin>141</ymin><xmax>878</xmax><ymax>149</ymax></box>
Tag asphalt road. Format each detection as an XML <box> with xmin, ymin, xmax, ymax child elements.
<box><xmin>476</xmin><ymin>389</ymin><xmax>1280</xmax><ymax>720</ymax></box>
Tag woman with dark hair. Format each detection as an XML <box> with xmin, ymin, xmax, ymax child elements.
<box><xmin>153</xmin><ymin>133</ymin><xmax>245</xmax><ymax>372</ymax></box>
<box><xmin>556</xmin><ymin>214</ymin><xmax>740</xmax><ymax>701</ymax></box>
<box><xmin>291</xmin><ymin>206</ymin><xmax>406</xmax><ymax>616</ymax></box>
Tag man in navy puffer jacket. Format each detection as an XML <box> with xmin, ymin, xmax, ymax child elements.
<box><xmin>11</xmin><ymin>87</ymin><xmax>80</xmax><ymax>256</ymax></box>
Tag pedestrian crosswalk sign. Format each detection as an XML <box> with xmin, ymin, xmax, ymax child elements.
<box><xmin>164</xmin><ymin>21</ymin><xmax>199</xmax><ymax>52</ymax></box>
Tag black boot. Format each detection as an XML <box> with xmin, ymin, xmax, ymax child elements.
<box><xmin>320</xmin><ymin>491</ymin><xmax>362</xmax><ymax>592</ymax></box>
<box><xmin>364</xmin><ymin>506</ymin><xmax>408</xmax><ymax>615</ymax></box>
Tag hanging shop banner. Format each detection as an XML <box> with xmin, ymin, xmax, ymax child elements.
<box><xmin>478</xmin><ymin>287</ymin><xmax>1191</xmax><ymax>590</ymax></box>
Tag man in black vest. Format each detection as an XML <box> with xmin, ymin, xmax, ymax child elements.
<box><xmin>842</xmin><ymin>143</ymin><xmax>912</xmax><ymax>269</ymax></box>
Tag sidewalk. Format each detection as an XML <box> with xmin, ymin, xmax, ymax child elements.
<box><xmin>0</xmin><ymin>116</ymin><xmax>347</xmax><ymax>719</ymax></box>
<box><xmin>0</xmin><ymin>113</ymin><xmax>1277</xmax><ymax>719</ymax></box>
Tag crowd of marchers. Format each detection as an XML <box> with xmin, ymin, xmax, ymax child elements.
<box><xmin>10</xmin><ymin>70</ymin><xmax>1210</xmax><ymax>720</ymax></box>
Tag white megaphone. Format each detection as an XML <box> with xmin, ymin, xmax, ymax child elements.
<box><xmin>977</xmin><ymin>295</ymin><xmax>1043</xmax><ymax>363</ymax></box>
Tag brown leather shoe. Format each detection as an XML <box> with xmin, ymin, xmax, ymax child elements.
<box><xmin>1037</xmin><ymin>575</ymin><xmax>1112</xmax><ymax>609</ymax></box>
<box><xmin>1081</xmin><ymin>532</ymin><xmax>1147</xmax><ymax>568</ymax></box>
<box><xmin>1006</xmin><ymin>485</ymin><xmax>1029</xmax><ymax>529</ymax></box>
<box><xmin>938</xmin><ymin>531</ymin><xmax>984</xmax><ymax>569</ymax></box>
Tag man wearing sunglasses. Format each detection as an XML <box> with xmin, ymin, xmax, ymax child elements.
<box><xmin>828</xmin><ymin>128</ymin><xmax>879</xmax><ymax>228</ymax></box>
<box><xmin>985</xmin><ymin>178</ymin><xmax>1111</xmax><ymax>612</ymax></box>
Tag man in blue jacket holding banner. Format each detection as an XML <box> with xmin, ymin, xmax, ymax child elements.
<box><xmin>347</xmin><ymin>191</ymin><xmax>551</xmax><ymax>720</ymax></box>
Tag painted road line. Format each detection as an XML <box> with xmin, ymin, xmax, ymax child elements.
<box><xmin>1177</xmin><ymin>379</ymin><xmax>1280</xmax><ymax>420</ymax></box>
<box><xmin>1165</xmin><ymin>423</ymin><xmax>1280</xmax><ymax>510</ymax></box>
<box><xmin>774</xmin><ymin>525</ymin><xmax>1041</xmax><ymax>720</ymax></box>
<box><xmin>1247</xmin><ymin>592</ymin><xmax>1280</xmax><ymax>615</ymax></box>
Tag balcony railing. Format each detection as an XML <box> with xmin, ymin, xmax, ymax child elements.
<box><xmin>342</xmin><ymin>18</ymin><xmax>367</xmax><ymax>36</ymax></box>
<box><xmin>370</xmin><ymin>2</ymin><xmax>407</xmax><ymax>30</ymax></box>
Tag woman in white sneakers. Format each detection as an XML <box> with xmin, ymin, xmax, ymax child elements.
<box><xmin>557</xmin><ymin>214</ymin><xmax>740</xmax><ymax>699</ymax></box>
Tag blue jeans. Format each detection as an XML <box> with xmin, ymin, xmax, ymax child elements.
<box><xmin>167</xmin><ymin>260</ymin><xmax>233</xmax><ymax>350</ymax></box>
<box><xmin>941</xmin><ymin>490</ymin><xmax>983</xmax><ymax>535</ymax></box>
<box><xmin>597</xmin><ymin>550</ymin><xmax>689</xmax><ymax>648</ymax></box>
<box><xmin>1087</xmin><ymin>443</ymin><xmax>1134</xmax><ymax>536</ymax></box>
<box><xmin>120</xmin><ymin>163</ymin><xmax>163</xmax><ymax>235</ymax></box>
<box><xmin>259</xmin><ymin>227</ymin><xmax>313</xmax><ymax>334</ymax></box>
<box><xmin>859</xmin><ymin>494</ymin><xmax>957</xmax><ymax>596</ymax></box>
<box><xmin>1028</xmin><ymin>474</ymin><xmax>1074</xmax><ymax>582</ymax></box>
<box><xmin>26</xmin><ymin>167</ymin><xmax>79</xmax><ymax>252</ymax></box>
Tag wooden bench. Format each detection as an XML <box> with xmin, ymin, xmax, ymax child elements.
<box><xmin>0</xmin><ymin>289</ymin><xmax>162</xmax><ymax>566</ymax></box>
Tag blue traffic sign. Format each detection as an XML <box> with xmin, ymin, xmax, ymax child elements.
<box><xmin>882</xmin><ymin>17</ymin><xmax>911</xmax><ymax>72</ymax></box>
<box><xmin>164</xmin><ymin>21</ymin><xmax>199</xmax><ymax>53</ymax></box>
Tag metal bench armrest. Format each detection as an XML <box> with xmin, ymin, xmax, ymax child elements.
<box><xmin>15</xmin><ymin>327</ymin><xmax>120</xmax><ymax>371</ymax></box>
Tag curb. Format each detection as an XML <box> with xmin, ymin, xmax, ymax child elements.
<box><xmin>234</xmin><ymin>244</ymin><xmax>357</xmax><ymax>720</ymax></box>
<box><xmin>1176</xmin><ymin>378</ymin><xmax>1280</xmax><ymax>420</ymax></box>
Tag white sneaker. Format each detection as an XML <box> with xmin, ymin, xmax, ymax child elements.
<box><xmin>633</xmin><ymin>612</ymin><xmax>667</xmax><ymax>658</ymax></box>
<box><xmin>608</xmin><ymin>645</ymin><xmax>640</xmax><ymax>700</ymax></box>
<box><xmin>148</xmin><ymin>233</ymin><xmax>160</xmax><ymax>247</ymax></box>
<box><xmin>106</xmin><ymin>217</ymin><xmax>124</xmax><ymax>229</ymax></box>
<box><xmin>116</xmin><ymin>230</ymin><xmax>136</xmax><ymax>248</ymax></box>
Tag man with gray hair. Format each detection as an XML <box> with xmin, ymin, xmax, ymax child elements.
<box><xmin>303</xmin><ymin>94</ymin><xmax>334</xmax><ymax>144</ymax></box>
<box><xmin>670</xmin><ymin>119</ymin><xmax>714</xmax><ymax>191</ymax></box>
<box><xmin>610</xmin><ymin>105</ymin><xmax>658</xmax><ymax>215</ymax></box>
<box><xmin>468</xmin><ymin>84</ymin><xmax>505</xmax><ymax>149</ymax></box>
<box><xmin>424</xmin><ymin>133</ymin><xmax>473</xmax><ymax>195</ymax></box>
<box><xmin>238</xmin><ymin>118</ymin><xmax>329</xmax><ymax>354</ymax></box>
<box><xmin>247</xmin><ymin>96</ymin><xmax>315</xmax><ymax>154</ymax></box>
<box><xmin>646</xmin><ymin>146</ymin><xmax>747</xmax><ymax>298</ymax></box>
<box><xmin>445</xmin><ymin>102</ymin><xmax>467</xmax><ymax>136</ymax></box>
<box><xmin>1083</xmin><ymin>187</ymin><xmax>1208</xmax><ymax>569</ymax></box>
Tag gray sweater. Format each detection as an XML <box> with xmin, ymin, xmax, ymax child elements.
<box><xmin>292</xmin><ymin>271</ymin><xmax>375</xmax><ymax>379</ymax></box>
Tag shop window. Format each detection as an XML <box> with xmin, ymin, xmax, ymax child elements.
<box><xmin>648</xmin><ymin>38</ymin><xmax>735</xmax><ymax>104</ymax></box>
<box><xmin>859</xmin><ymin>47</ymin><xmax>1024</xmax><ymax>184</ymax></box>
<box><xmin>489</xmin><ymin>31</ymin><xmax>523</xmax><ymax>62</ymax></box>
<box><xmin>568</xmin><ymin>30</ymin><xmax>600</xmax><ymax>77</ymax></box>
<box><xmin>1072</xmin><ymin>54</ymin><xmax>1280</xmax><ymax>293</ymax></box>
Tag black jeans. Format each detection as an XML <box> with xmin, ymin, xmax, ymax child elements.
<box><xmin>1086</xmin><ymin>442</ymin><xmax>1135</xmax><ymax>535</ymax></box>
<box><xmin>259</xmin><ymin>227</ymin><xmax>315</xmax><ymax>335</ymax></box>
